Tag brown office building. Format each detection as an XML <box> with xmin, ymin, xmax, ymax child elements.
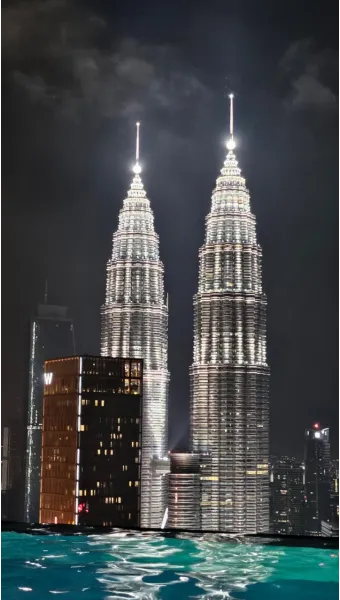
<box><xmin>39</xmin><ymin>355</ymin><xmax>142</xmax><ymax>527</ymax></box>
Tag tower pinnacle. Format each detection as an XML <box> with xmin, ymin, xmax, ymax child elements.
<box><xmin>226</xmin><ymin>93</ymin><xmax>236</xmax><ymax>151</ymax></box>
<box><xmin>133</xmin><ymin>121</ymin><xmax>142</xmax><ymax>174</ymax></box>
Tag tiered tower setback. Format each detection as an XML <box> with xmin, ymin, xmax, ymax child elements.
<box><xmin>190</xmin><ymin>96</ymin><xmax>270</xmax><ymax>533</ymax></box>
<box><xmin>101</xmin><ymin>124</ymin><xmax>170</xmax><ymax>528</ymax></box>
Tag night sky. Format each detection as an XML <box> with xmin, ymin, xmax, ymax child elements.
<box><xmin>3</xmin><ymin>0</ymin><xmax>338</xmax><ymax>460</ymax></box>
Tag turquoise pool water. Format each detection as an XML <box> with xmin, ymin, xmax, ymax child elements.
<box><xmin>2</xmin><ymin>531</ymin><xmax>338</xmax><ymax>599</ymax></box>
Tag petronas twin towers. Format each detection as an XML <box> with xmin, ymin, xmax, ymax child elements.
<box><xmin>101</xmin><ymin>99</ymin><xmax>269</xmax><ymax>533</ymax></box>
<box><xmin>101</xmin><ymin>124</ymin><xmax>169</xmax><ymax>527</ymax></box>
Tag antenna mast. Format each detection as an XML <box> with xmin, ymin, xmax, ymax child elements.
<box><xmin>133</xmin><ymin>122</ymin><xmax>142</xmax><ymax>174</ymax></box>
<box><xmin>227</xmin><ymin>94</ymin><xmax>236</xmax><ymax>151</ymax></box>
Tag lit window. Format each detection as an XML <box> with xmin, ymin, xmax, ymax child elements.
<box><xmin>100</xmin><ymin>441</ymin><xmax>103</xmax><ymax>447</ymax></box>
<box><xmin>97</xmin><ymin>449</ymin><xmax>101</xmax><ymax>455</ymax></box>
<box><xmin>130</xmin><ymin>379</ymin><xmax>140</xmax><ymax>395</ymax></box>
<box><xmin>117</xmin><ymin>418</ymin><xmax>120</xmax><ymax>424</ymax></box>
<box><xmin>101</xmin><ymin>400</ymin><xmax>105</xmax><ymax>407</ymax></box>
<box><xmin>95</xmin><ymin>400</ymin><xmax>98</xmax><ymax>407</ymax></box>
<box><xmin>80</xmin><ymin>425</ymin><xmax>85</xmax><ymax>432</ymax></box>
<box><xmin>132</xmin><ymin>442</ymin><xmax>134</xmax><ymax>448</ymax></box>
<box><xmin>110</xmin><ymin>450</ymin><xmax>113</xmax><ymax>455</ymax></box>
<box><xmin>82</xmin><ymin>399</ymin><xmax>86</xmax><ymax>406</ymax></box>
<box><xmin>97</xmin><ymin>482</ymin><xmax>100</xmax><ymax>487</ymax></box>
<box><xmin>135</xmin><ymin>481</ymin><xmax>139</xmax><ymax>487</ymax></box>
<box><xmin>118</xmin><ymin>497</ymin><xmax>121</xmax><ymax>503</ymax></box>
<box><xmin>104</xmin><ymin>449</ymin><xmax>107</xmax><ymax>455</ymax></box>
<box><xmin>129</xmin><ymin>481</ymin><xmax>132</xmax><ymax>487</ymax></box>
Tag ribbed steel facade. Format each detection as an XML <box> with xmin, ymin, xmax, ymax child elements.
<box><xmin>167</xmin><ymin>453</ymin><xmax>201</xmax><ymax>530</ymax></box>
<box><xmin>190</xmin><ymin>144</ymin><xmax>270</xmax><ymax>533</ymax></box>
<box><xmin>101</xmin><ymin>169</ymin><xmax>169</xmax><ymax>528</ymax></box>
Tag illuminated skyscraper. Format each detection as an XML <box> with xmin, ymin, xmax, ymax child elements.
<box><xmin>269</xmin><ymin>457</ymin><xmax>305</xmax><ymax>535</ymax></box>
<box><xmin>40</xmin><ymin>356</ymin><xmax>142</xmax><ymax>527</ymax></box>
<box><xmin>190</xmin><ymin>96</ymin><xmax>270</xmax><ymax>533</ymax></box>
<box><xmin>101</xmin><ymin>124</ymin><xmax>170</xmax><ymax>528</ymax></box>
<box><xmin>25</xmin><ymin>301</ymin><xmax>75</xmax><ymax>523</ymax></box>
<box><xmin>304</xmin><ymin>424</ymin><xmax>331</xmax><ymax>535</ymax></box>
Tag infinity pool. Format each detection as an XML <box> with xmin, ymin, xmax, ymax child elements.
<box><xmin>2</xmin><ymin>530</ymin><xmax>338</xmax><ymax>599</ymax></box>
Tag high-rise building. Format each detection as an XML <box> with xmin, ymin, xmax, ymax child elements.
<box><xmin>190</xmin><ymin>96</ymin><xmax>270</xmax><ymax>533</ymax></box>
<box><xmin>304</xmin><ymin>424</ymin><xmax>331</xmax><ymax>535</ymax></box>
<box><xmin>101</xmin><ymin>124</ymin><xmax>170</xmax><ymax>528</ymax></box>
<box><xmin>330</xmin><ymin>459</ymin><xmax>339</xmax><ymax>491</ymax></box>
<box><xmin>269</xmin><ymin>456</ymin><xmax>305</xmax><ymax>535</ymax></box>
<box><xmin>1</xmin><ymin>427</ymin><xmax>11</xmax><ymax>520</ymax></box>
<box><xmin>330</xmin><ymin>459</ymin><xmax>339</xmax><ymax>522</ymax></box>
<box><xmin>167</xmin><ymin>452</ymin><xmax>201</xmax><ymax>530</ymax></box>
<box><xmin>25</xmin><ymin>301</ymin><xmax>75</xmax><ymax>523</ymax></box>
<box><xmin>1</xmin><ymin>413</ymin><xmax>24</xmax><ymax>522</ymax></box>
<box><xmin>39</xmin><ymin>356</ymin><xmax>142</xmax><ymax>527</ymax></box>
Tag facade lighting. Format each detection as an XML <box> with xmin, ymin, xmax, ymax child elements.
<box><xmin>189</xmin><ymin>97</ymin><xmax>270</xmax><ymax>533</ymax></box>
<box><xmin>101</xmin><ymin>124</ymin><xmax>170</xmax><ymax>528</ymax></box>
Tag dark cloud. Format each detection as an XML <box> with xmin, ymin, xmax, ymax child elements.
<box><xmin>4</xmin><ymin>1</ymin><xmax>209</xmax><ymax>120</ymax></box>
<box><xmin>280</xmin><ymin>38</ymin><xmax>337</xmax><ymax>109</ymax></box>
<box><xmin>290</xmin><ymin>74</ymin><xmax>336</xmax><ymax>108</ymax></box>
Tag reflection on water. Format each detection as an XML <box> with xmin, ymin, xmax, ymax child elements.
<box><xmin>2</xmin><ymin>531</ymin><xmax>338</xmax><ymax>599</ymax></box>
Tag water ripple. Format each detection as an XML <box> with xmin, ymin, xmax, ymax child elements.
<box><xmin>2</xmin><ymin>531</ymin><xmax>338</xmax><ymax>599</ymax></box>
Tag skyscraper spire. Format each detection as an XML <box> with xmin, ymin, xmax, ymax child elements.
<box><xmin>101</xmin><ymin>123</ymin><xmax>170</xmax><ymax>529</ymax></box>
<box><xmin>227</xmin><ymin>93</ymin><xmax>236</xmax><ymax>151</ymax></box>
<box><xmin>133</xmin><ymin>121</ymin><xmax>142</xmax><ymax>174</ymax></box>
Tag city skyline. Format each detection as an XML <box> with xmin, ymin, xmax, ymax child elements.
<box><xmin>2</xmin><ymin>0</ymin><xmax>338</xmax><ymax>473</ymax></box>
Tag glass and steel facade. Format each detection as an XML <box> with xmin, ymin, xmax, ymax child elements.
<box><xmin>270</xmin><ymin>457</ymin><xmax>305</xmax><ymax>535</ymax></box>
<box><xmin>167</xmin><ymin>453</ymin><xmax>201</xmax><ymax>530</ymax></box>
<box><xmin>40</xmin><ymin>356</ymin><xmax>142</xmax><ymax>527</ymax></box>
<box><xmin>190</xmin><ymin>141</ymin><xmax>270</xmax><ymax>533</ymax></box>
<box><xmin>304</xmin><ymin>425</ymin><xmax>331</xmax><ymax>535</ymax></box>
<box><xmin>25</xmin><ymin>304</ymin><xmax>75</xmax><ymax>523</ymax></box>
<box><xmin>101</xmin><ymin>163</ymin><xmax>170</xmax><ymax>528</ymax></box>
